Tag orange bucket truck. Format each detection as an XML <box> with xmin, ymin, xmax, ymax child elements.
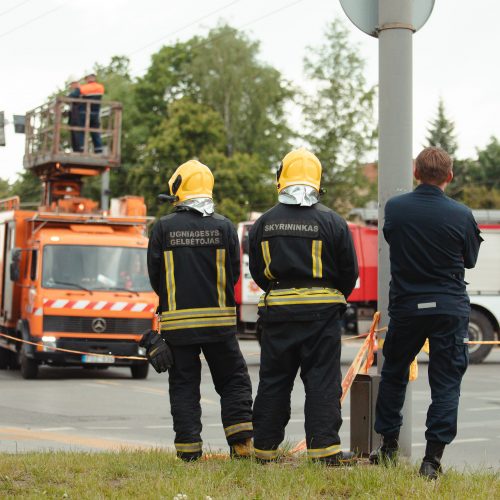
<box><xmin>0</xmin><ymin>96</ymin><xmax>157</xmax><ymax>378</ymax></box>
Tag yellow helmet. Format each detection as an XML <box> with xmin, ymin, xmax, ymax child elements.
<box><xmin>276</xmin><ymin>148</ymin><xmax>322</xmax><ymax>193</ymax></box>
<box><xmin>168</xmin><ymin>160</ymin><xmax>214</xmax><ymax>204</ymax></box>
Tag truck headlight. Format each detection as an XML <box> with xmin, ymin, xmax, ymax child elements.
<box><xmin>42</xmin><ymin>336</ymin><xmax>57</xmax><ymax>352</ymax></box>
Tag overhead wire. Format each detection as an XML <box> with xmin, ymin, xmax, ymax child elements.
<box><xmin>134</xmin><ymin>0</ymin><xmax>307</xmax><ymax>73</ymax></box>
<box><xmin>0</xmin><ymin>0</ymin><xmax>34</xmax><ymax>18</ymax></box>
<box><xmin>0</xmin><ymin>0</ymin><xmax>69</xmax><ymax>40</ymax></box>
<box><xmin>129</xmin><ymin>0</ymin><xmax>244</xmax><ymax>56</ymax></box>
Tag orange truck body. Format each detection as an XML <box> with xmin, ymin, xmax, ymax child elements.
<box><xmin>0</xmin><ymin>196</ymin><xmax>157</xmax><ymax>379</ymax></box>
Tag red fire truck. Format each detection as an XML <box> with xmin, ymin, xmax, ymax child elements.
<box><xmin>235</xmin><ymin>210</ymin><xmax>500</xmax><ymax>364</ymax></box>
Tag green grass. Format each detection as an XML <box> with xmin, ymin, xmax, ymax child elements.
<box><xmin>0</xmin><ymin>451</ymin><xmax>498</xmax><ymax>499</ymax></box>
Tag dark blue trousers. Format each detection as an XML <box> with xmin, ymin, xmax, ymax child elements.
<box><xmin>375</xmin><ymin>315</ymin><xmax>469</xmax><ymax>444</ymax></box>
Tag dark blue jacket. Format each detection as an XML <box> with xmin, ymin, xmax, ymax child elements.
<box><xmin>384</xmin><ymin>184</ymin><xmax>482</xmax><ymax>317</ymax></box>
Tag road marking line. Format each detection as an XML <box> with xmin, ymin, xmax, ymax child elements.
<box><xmin>128</xmin><ymin>384</ymin><xmax>167</xmax><ymax>395</ymax></box>
<box><xmin>39</xmin><ymin>427</ymin><xmax>75</xmax><ymax>432</ymax></box>
<box><xmin>412</xmin><ymin>442</ymin><xmax>426</xmax><ymax>447</ymax></box>
<box><xmin>467</xmin><ymin>407</ymin><xmax>498</xmax><ymax>412</ymax></box>
<box><xmin>80</xmin><ymin>383</ymin><xmax>109</xmax><ymax>389</ymax></box>
<box><xmin>0</xmin><ymin>427</ymin><xmax>155</xmax><ymax>450</ymax></box>
<box><xmin>145</xmin><ymin>425</ymin><xmax>173</xmax><ymax>429</ymax></box>
<box><xmin>452</xmin><ymin>438</ymin><xmax>489</xmax><ymax>444</ymax></box>
<box><xmin>96</xmin><ymin>380</ymin><xmax>122</xmax><ymax>386</ymax></box>
<box><xmin>133</xmin><ymin>388</ymin><xmax>166</xmax><ymax>395</ymax></box>
<box><xmin>85</xmin><ymin>426</ymin><xmax>131</xmax><ymax>430</ymax></box>
<box><xmin>201</xmin><ymin>398</ymin><xmax>216</xmax><ymax>405</ymax></box>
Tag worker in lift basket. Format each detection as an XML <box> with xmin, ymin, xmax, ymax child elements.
<box><xmin>248</xmin><ymin>148</ymin><xmax>359</xmax><ymax>465</ymax></box>
<box><xmin>369</xmin><ymin>146</ymin><xmax>483</xmax><ymax>479</ymax></box>
<box><xmin>141</xmin><ymin>160</ymin><xmax>253</xmax><ymax>461</ymax></box>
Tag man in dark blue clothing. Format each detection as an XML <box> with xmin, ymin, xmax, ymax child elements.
<box><xmin>67</xmin><ymin>76</ymin><xmax>83</xmax><ymax>152</ymax></box>
<box><xmin>370</xmin><ymin>147</ymin><xmax>482</xmax><ymax>479</ymax></box>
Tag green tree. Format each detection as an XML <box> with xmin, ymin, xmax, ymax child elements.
<box><xmin>10</xmin><ymin>170</ymin><xmax>42</xmax><ymax>204</ymax></box>
<box><xmin>0</xmin><ymin>178</ymin><xmax>11</xmax><ymax>199</ymax></box>
<box><xmin>475</xmin><ymin>136</ymin><xmax>500</xmax><ymax>189</ymax></box>
<box><xmin>425</xmin><ymin>98</ymin><xmax>458</xmax><ymax>156</ymax></box>
<box><xmin>449</xmin><ymin>137</ymin><xmax>500</xmax><ymax>207</ymax></box>
<box><xmin>205</xmin><ymin>151</ymin><xmax>276</xmax><ymax>222</ymax></box>
<box><xmin>302</xmin><ymin>18</ymin><xmax>377</xmax><ymax>213</ymax></box>
<box><xmin>129</xmin><ymin>98</ymin><xmax>226</xmax><ymax>217</ymax></box>
<box><xmin>189</xmin><ymin>24</ymin><xmax>294</xmax><ymax>162</ymax></box>
<box><xmin>135</xmin><ymin>24</ymin><xmax>294</xmax><ymax>165</ymax></box>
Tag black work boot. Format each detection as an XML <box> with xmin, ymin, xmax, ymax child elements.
<box><xmin>369</xmin><ymin>435</ymin><xmax>399</xmax><ymax>465</ymax></box>
<box><xmin>177</xmin><ymin>451</ymin><xmax>202</xmax><ymax>462</ymax></box>
<box><xmin>318</xmin><ymin>450</ymin><xmax>357</xmax><ymax>467</ymax></box>
<box><xmin>419</xmin><ymin>441</ymin><xmax>445</xmax><ymax>480</ymax></box>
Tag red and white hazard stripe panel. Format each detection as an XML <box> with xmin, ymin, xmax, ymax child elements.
<box><xmin>39</xmin><ymin>299</ymin><xmax>155</xmax><ymax>313</ymax></box>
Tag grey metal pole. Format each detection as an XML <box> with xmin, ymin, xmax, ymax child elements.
<box><xmin>101</xmin><ymin>169</ymin><xmax>110</xmax><ymax>211</ymax></box>
<box><xmin>377</xmin><ymin>0</ymin><xmax>414</xmax><ymax>457</ymax></box>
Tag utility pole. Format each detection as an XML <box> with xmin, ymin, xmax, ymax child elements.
<box><xmin>377</xmin><ymin>0</ymin><xmax>415</xmax><ymax>458</ymax></box>
<box><xmin>340</xmin><ymin>0</ymin><xmax>435</xmax><ymax>457</ymax></box>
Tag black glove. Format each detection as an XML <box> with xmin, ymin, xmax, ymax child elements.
<box><xmin>139</xmin><ymin>330</ymin><xmax>173</xmax><ymax>373</ymax></box>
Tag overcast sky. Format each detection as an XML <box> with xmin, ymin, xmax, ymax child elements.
<box><xmin>0</xmin><ymin>0</ymin><xmax>498</xmax><ymax>182</ymax></box>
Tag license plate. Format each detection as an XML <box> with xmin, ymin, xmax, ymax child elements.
<box><xmin>82</xmin><ymin>355</ymin><xmax>115</xmax><ymax>364</ymax></box>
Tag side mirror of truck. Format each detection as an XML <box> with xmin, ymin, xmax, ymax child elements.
<box><xmin>10</xmin><ymin>248</ymin><xmax>21</xmax><ymax>282</ymax></box>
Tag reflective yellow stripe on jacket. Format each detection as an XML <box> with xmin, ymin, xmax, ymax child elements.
<box><xmin>160</xmin><ymin>306</ymin><xmax>237</xmax><ymax>331</ymax></box>
<box><xmin>258</xmin><ymin>287</ymin><xmax>346</xmax><ymax>307</ymax></box>
<box><xmin>312</xmin><ymin>240</ymin><xmax>323</xmax><ymax>278</ymax></box>
<box><xmin>261</xmin><ymin>241</ymin><xmax>276</xmax><ymax>280</ymax></box>
<box><xmin>216</xmin><ymin>248</ymin><xmax>226</xmax><ymax>307</ymax></box>
<box><xmin>164</xmin><ymin>250</ymin><xmax>176</xmax><ymax>311</ymax></box>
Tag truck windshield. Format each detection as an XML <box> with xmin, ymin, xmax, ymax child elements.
<box><xmin>42</xmin><ymin>245</ymin><xmax>152</xmax><ymax>293</ymax></box>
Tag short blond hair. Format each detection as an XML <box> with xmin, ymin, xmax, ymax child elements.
<box><xmin>415</xmin><ymin>147</ymin><xmax>453</xmax><ymax>184</ymax></box>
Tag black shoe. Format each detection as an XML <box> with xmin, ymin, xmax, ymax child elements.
<box><xmin>419</xmin><ymin>440</ymin><xmax>445</xmax><ymax>480</ymax></box>
<box><xmin>419</xmin><ymin>460</ymin><xmax>442</xmax><ymax>480</ymax></box>
<box><xmin>369</xmin><ymin>435</ymin><xmax>399</xmax><ymax>465</ymax></box>
<box><xmin>318</xmin><ymin>451</ymin><xmax>357</xmax><ymax>467</ymax></box>
<box><xmin>369</xmin><ymin>445</ymin><xmax>398</xmax><ymax>465</ymax></box>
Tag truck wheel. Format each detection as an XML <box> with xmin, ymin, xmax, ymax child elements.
<box><xmin>131</xmin><ymin>363</ymin><xmax>149</xmax><ymax>379</ymax></box>
<box><xmin>0</xmin><ymin>348</ymin><xmax>10</xmax><ymax>369</ymax></box>
<box><xmin>20</xmin><ymin>352</ymin><xmax>39</xmax><ymax>379</ymax></box>
<box><xmin>468</xmin><ymin>309</ymin><xmax>495</xmax><ymax>364</ymax></box>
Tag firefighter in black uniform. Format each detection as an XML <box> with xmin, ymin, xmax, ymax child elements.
<box><xmin>369</xmin><ymin>147</ymin><xmax>482</xmax><ymax>479</ymax></box>
<box><xmin>143</xmin><ymin>160</ymin><xmax>253</xmax><ymax>461</ymax></box>
<box><xmin>249</xmin><ymin>148</ymin><xmax>358</xmax><ymax>464</ymax></box>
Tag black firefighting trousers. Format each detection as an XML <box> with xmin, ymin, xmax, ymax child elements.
<box><xmin>253</xmin><ymin>309</ymin><xmax>344</xmax><ymax>461</ymax></box>
<box><xmin>375</xmin><ymin>315</ymin><xmax>469</xmax><ymax>445</ymax></box>
<box><xmin>168</xmin><ymin>335</ymin><xmax>253</xmax><ymax>460</ymax></box>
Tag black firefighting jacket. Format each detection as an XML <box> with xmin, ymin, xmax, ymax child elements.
<box><xmin>147</xmin><ymin>208</ymin><xmax>240</xmax><ymax>345</ymax></box>
<box><xmin>249</xmin><ymin>202</ymin><xmax>358</xmax><ymax>321</ymax></box>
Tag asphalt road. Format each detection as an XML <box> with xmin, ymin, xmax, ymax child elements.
<box><xmin>1</xmin><ymin>340</ymin><xmax>499</xmax><ymax>472</ymax></box>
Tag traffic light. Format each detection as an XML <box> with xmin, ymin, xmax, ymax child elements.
<box><xmin>13</xmin><ymin>115</ymin><xmax>25</xmax><ymax>134</ymax></box>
